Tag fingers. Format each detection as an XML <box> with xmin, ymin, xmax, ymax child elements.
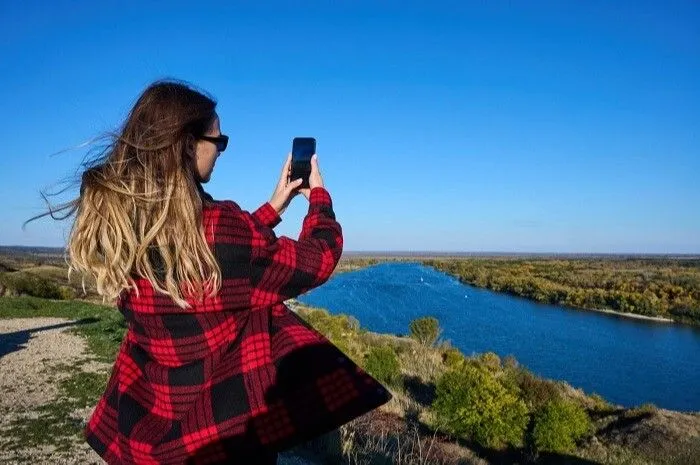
<box><xmin>279</xmin><ymin>153</ymin><xmax>319</xmax><ymax>196</ymax></box>
<box><xmin>310</xmin><ymin>154</ymin><xmax>323</xmax><ymax>186</ymax></box>
<box><xmin>278</xmin><ymin>153</ymin><xmax>292</xmax><ymax>185</ymax></box>
<box><xmin>287</xmin><ymin>177</ymin><xmax>303</xmax><ymax>192</ymax></box>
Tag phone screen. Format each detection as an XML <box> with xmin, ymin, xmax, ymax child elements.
<box><xmin>292</xmin><ymin>137</ymin><xmax>315</xmax><ymax>162</ymax></box>
<box><xmin>291</xmin><ymin>137</ymin><xmax>316</xmax><ymax>188</ymax></box>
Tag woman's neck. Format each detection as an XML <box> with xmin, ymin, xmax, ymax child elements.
<box><xmin>196</xmin><ymin>182</ymin><xmax>214</xmax><ymax>202</ymax></box>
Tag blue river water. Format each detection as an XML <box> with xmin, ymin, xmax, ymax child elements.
<box><xmin>297</xmin><ymin>262</ymin><xmax>700</xmax><ymax>412</ymax></box>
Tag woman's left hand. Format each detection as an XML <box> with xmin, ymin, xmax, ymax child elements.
<box><xmin>269</xmin><ymin>153</ymin><xmax>303</xmax><ymax>216</ymax></box>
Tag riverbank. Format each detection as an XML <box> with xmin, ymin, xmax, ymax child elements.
<box><xmin>334</xmin><ymin>256</ymin><xmax>700</xmax><ymax>326</ymax></box>
<box><xmin>419</xmin><ymin>257</ymin><xmax>700</xmax><ymax>326</ymax></box>
<box><xmin>580</xmin><ymin>306</ymin><xmax>675</xmax><ymax>323</ymax></box>
<box><xmin>333</xmin><ymin>256</ymin><xmax>683</xmax><ymax>324</ymax></box>
<box><xmin>302</xmin><ymin>259</ymin><xmax>700</xmax><ymax>414</ymax></box>
<box><xmin>289</xmin><ymin>300</ymin><xmax>700</xmax><ymax>464</ymax></box>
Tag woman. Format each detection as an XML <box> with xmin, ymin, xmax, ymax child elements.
<box><xmin>32</xmin><ymin>79</ymin><xmax>391</xmax><ymax>464</ymax></box>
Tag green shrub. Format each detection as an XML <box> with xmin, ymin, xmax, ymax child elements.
<box><xmin>364</xmin><ymin>345</ymin><xmax>401</xmax><ymax>386</ymax></box>
<box><xmin>478</xmin><ymin>352</ymin><xmax>502</xmax><ymax>371</ymax></box>
<box><xmin>58</xmin><ymin>285</ymin><xmax>77</xmax><ymax>300</ymax></box>
<box><xmin>408</xmin><ymin>316</ymin><xmax>441</xmax><ymax>346</ymax></box>
<box><xmin>0</xmin><ymin>272</ymin><xmax>62</xmax><ymax>299</ymax></box>
<box><xmin>515</xmin><ymin>369</ymin><xmax>562</xmax><ymax>410</ymax></box>
<box><xmin>529</xmin><ymin>399</ymin><xmax>591</xmax><ymax>454</ymax></box>
<box><xmin>441</xmin><ymin>347</ymin><xmax>465</xmax><ymax>369</ymax></box>
<box><xmin>432</xmin><ymin>364</ymin><xmax>529</xmax><ymax>448</ymax></box>
<box><xmin>297</xmin><ymin>308</ymin><xmax>358</xmax><ymax>354</ymax></box>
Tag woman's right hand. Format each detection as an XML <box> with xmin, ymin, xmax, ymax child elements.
<box><xmin>296</xmin><ymin>154</ymin><xmax>324</xmax><ymax>200</ymax></box>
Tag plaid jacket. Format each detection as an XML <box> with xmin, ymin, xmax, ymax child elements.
<box><xmin>84</xmin><ymin>187</ymin><xmax>392</xmax><ymax>464</ymax></box>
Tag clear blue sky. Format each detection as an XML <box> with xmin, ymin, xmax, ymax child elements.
<box><xmin>2</xmin><ymin>1</ymin><xmax>698</xmax><ymax>253</ymax></box>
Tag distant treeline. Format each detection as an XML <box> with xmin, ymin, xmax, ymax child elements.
<box><xmin>422</xmin><ymin>258</ymin><xmax>700</xmax><ymax>325</ymax></box>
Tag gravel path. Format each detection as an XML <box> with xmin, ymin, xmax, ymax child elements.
<box><xmin>0</xmin><ymin>318</ymin><xmax>105</xmax><ymax>464</ymax></box>
<box><xmin>0</xmin><ymin>318</ymin><xmax>318</xmax><ymax>465</ymax></box>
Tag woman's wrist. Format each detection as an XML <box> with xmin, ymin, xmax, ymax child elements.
<box><xmin>268</xmin><ymin>199</ymin><xmax>281</xmax><ymax>214</ymax></box>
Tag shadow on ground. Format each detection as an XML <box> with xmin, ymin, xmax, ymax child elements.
<box><xmin>0</xmin><ymin>318</ymin><xmax>98</xmax><ymax>359</ymax></box>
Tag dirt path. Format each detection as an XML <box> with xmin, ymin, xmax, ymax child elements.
<box><xmin>0</xmin><ymin>318</ymin><xmax>106</xmax><ymax>464</ymax></box>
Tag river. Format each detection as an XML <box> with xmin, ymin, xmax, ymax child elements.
<box><xmin>297</xmin><ymin>262</ymin><xmax>700</xmax><ymax>412</ymax></box>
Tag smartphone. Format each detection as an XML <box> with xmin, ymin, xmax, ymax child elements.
<box><xmin>290</xmin><ymin>137</ymin><xmax>316</xmax><ymax>189</ymax></box>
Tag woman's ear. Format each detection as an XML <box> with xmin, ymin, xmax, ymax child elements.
<box><xmin>184</xmin><ymin>134</ymin><xmax>197</xmax><ymax>160</ymax></box>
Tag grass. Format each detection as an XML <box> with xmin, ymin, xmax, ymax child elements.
<box><xmin>2</xmin><ymin>362</ymin><xmax>110</xmax><ymax>452</ymax></box>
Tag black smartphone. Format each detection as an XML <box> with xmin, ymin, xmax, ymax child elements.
<box><xmin>290</xmin><ymin>137</ymin><xmax>316</xmax><ymax>189</ymax></box>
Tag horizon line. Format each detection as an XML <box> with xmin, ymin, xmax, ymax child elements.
<box><xmin>1</xmin><ymin>245</ymin><xmax>698</xmax><ymax>258</ymax></box>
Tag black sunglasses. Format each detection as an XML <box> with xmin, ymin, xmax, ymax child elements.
<box><xmin>198</xmin><ymin>134</ymin><xmax>229</xmax><ymax>152</ymax></box>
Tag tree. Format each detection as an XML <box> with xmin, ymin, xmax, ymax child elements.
<box><xmin>408</xmin><ymin>316</ymin><xmax>441</xmax><ymax>347</ymax></box>
<box><xmin>364</xmin><ymin>345</ymin><xmax>400</xmax><ymax>386</ymax></box>
<box><xmin>529</xmin><ymin>399</ymin><xmax>591</xmax><ymax>453</ymax></box>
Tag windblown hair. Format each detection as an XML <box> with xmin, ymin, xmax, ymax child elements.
<box><xmin>24</xmin><ymin>79</ymin><xmax>222</xmax><ymax>308</ymax></box>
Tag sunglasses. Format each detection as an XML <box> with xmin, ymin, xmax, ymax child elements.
<box><xmin>198</xmin><ymin>134</ymin><xmax>229</xmax><ymax>152</ymax></box>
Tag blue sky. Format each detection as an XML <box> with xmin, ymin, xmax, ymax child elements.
<box><xmin>1</xmin><ymin>1</ymin><xmax>698</xmax><ymax>253</ymax></box>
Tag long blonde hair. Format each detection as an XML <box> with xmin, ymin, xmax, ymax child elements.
<box><xmin>24</xmin><ymin>79</ymin><xmax>222</xmax><ymax>309</ymax></box>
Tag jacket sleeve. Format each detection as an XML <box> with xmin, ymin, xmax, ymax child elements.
<box><xmin>251</xmin><ymin>202</ymin><xmax>283</xmax><ymax>229</ymax></box>
<box><xmin>239</xmin><ymin>187</ymin><xmax>343</xmax><ymax>307</ymax></box>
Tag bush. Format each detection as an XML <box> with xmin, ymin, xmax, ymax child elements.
<box><xmin>298</xmin><ymin>308</ymin><xmax>358</xmax><ymax>355</ymax></box>
<box><xmin>364</xmin><ymin>345</ymin><xmax>401</xmax><ymax>386</ymax></box>
<box><xmin>478</xmin><ymin>352</ymin><xmax>502</xmax><ymax>371</ymax></box>
<box><xmin>529</xmin><ymin>399</ymin><xmax>591</xmax><ymax>454</ymax></box>
<box><xmin>408</xmin><ymin>316</ymin><xmax>441</xmax><ymax>346</ymax></box>
<box><xmin>515</xmin><ymin>369</ymin><xmax>562</xmax><ymax>410</ymax></box>
<box><xmin>432</xmin><ymin>364</ymin><xmax>529</xmax><ymax>448</ymax></box>
<box><xmin>0</xmin><ymin>272</ymin><xmax>63</xmax><ymax>299</ymax></box>
<box><xmin>441</xmin><ymin>347</ymin><xmax>465</xmax><ymax>369</ymax></box>
<box><xmin>58</xmin><ymin>285</ymin><xmax>77</xmax><ymax>300</ymax></box>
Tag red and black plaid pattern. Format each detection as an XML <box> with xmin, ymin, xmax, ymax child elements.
<box><xmin>84</xmin><ymin>187</ymin><xmax>392</xmax><ymax>464</ymax></box>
